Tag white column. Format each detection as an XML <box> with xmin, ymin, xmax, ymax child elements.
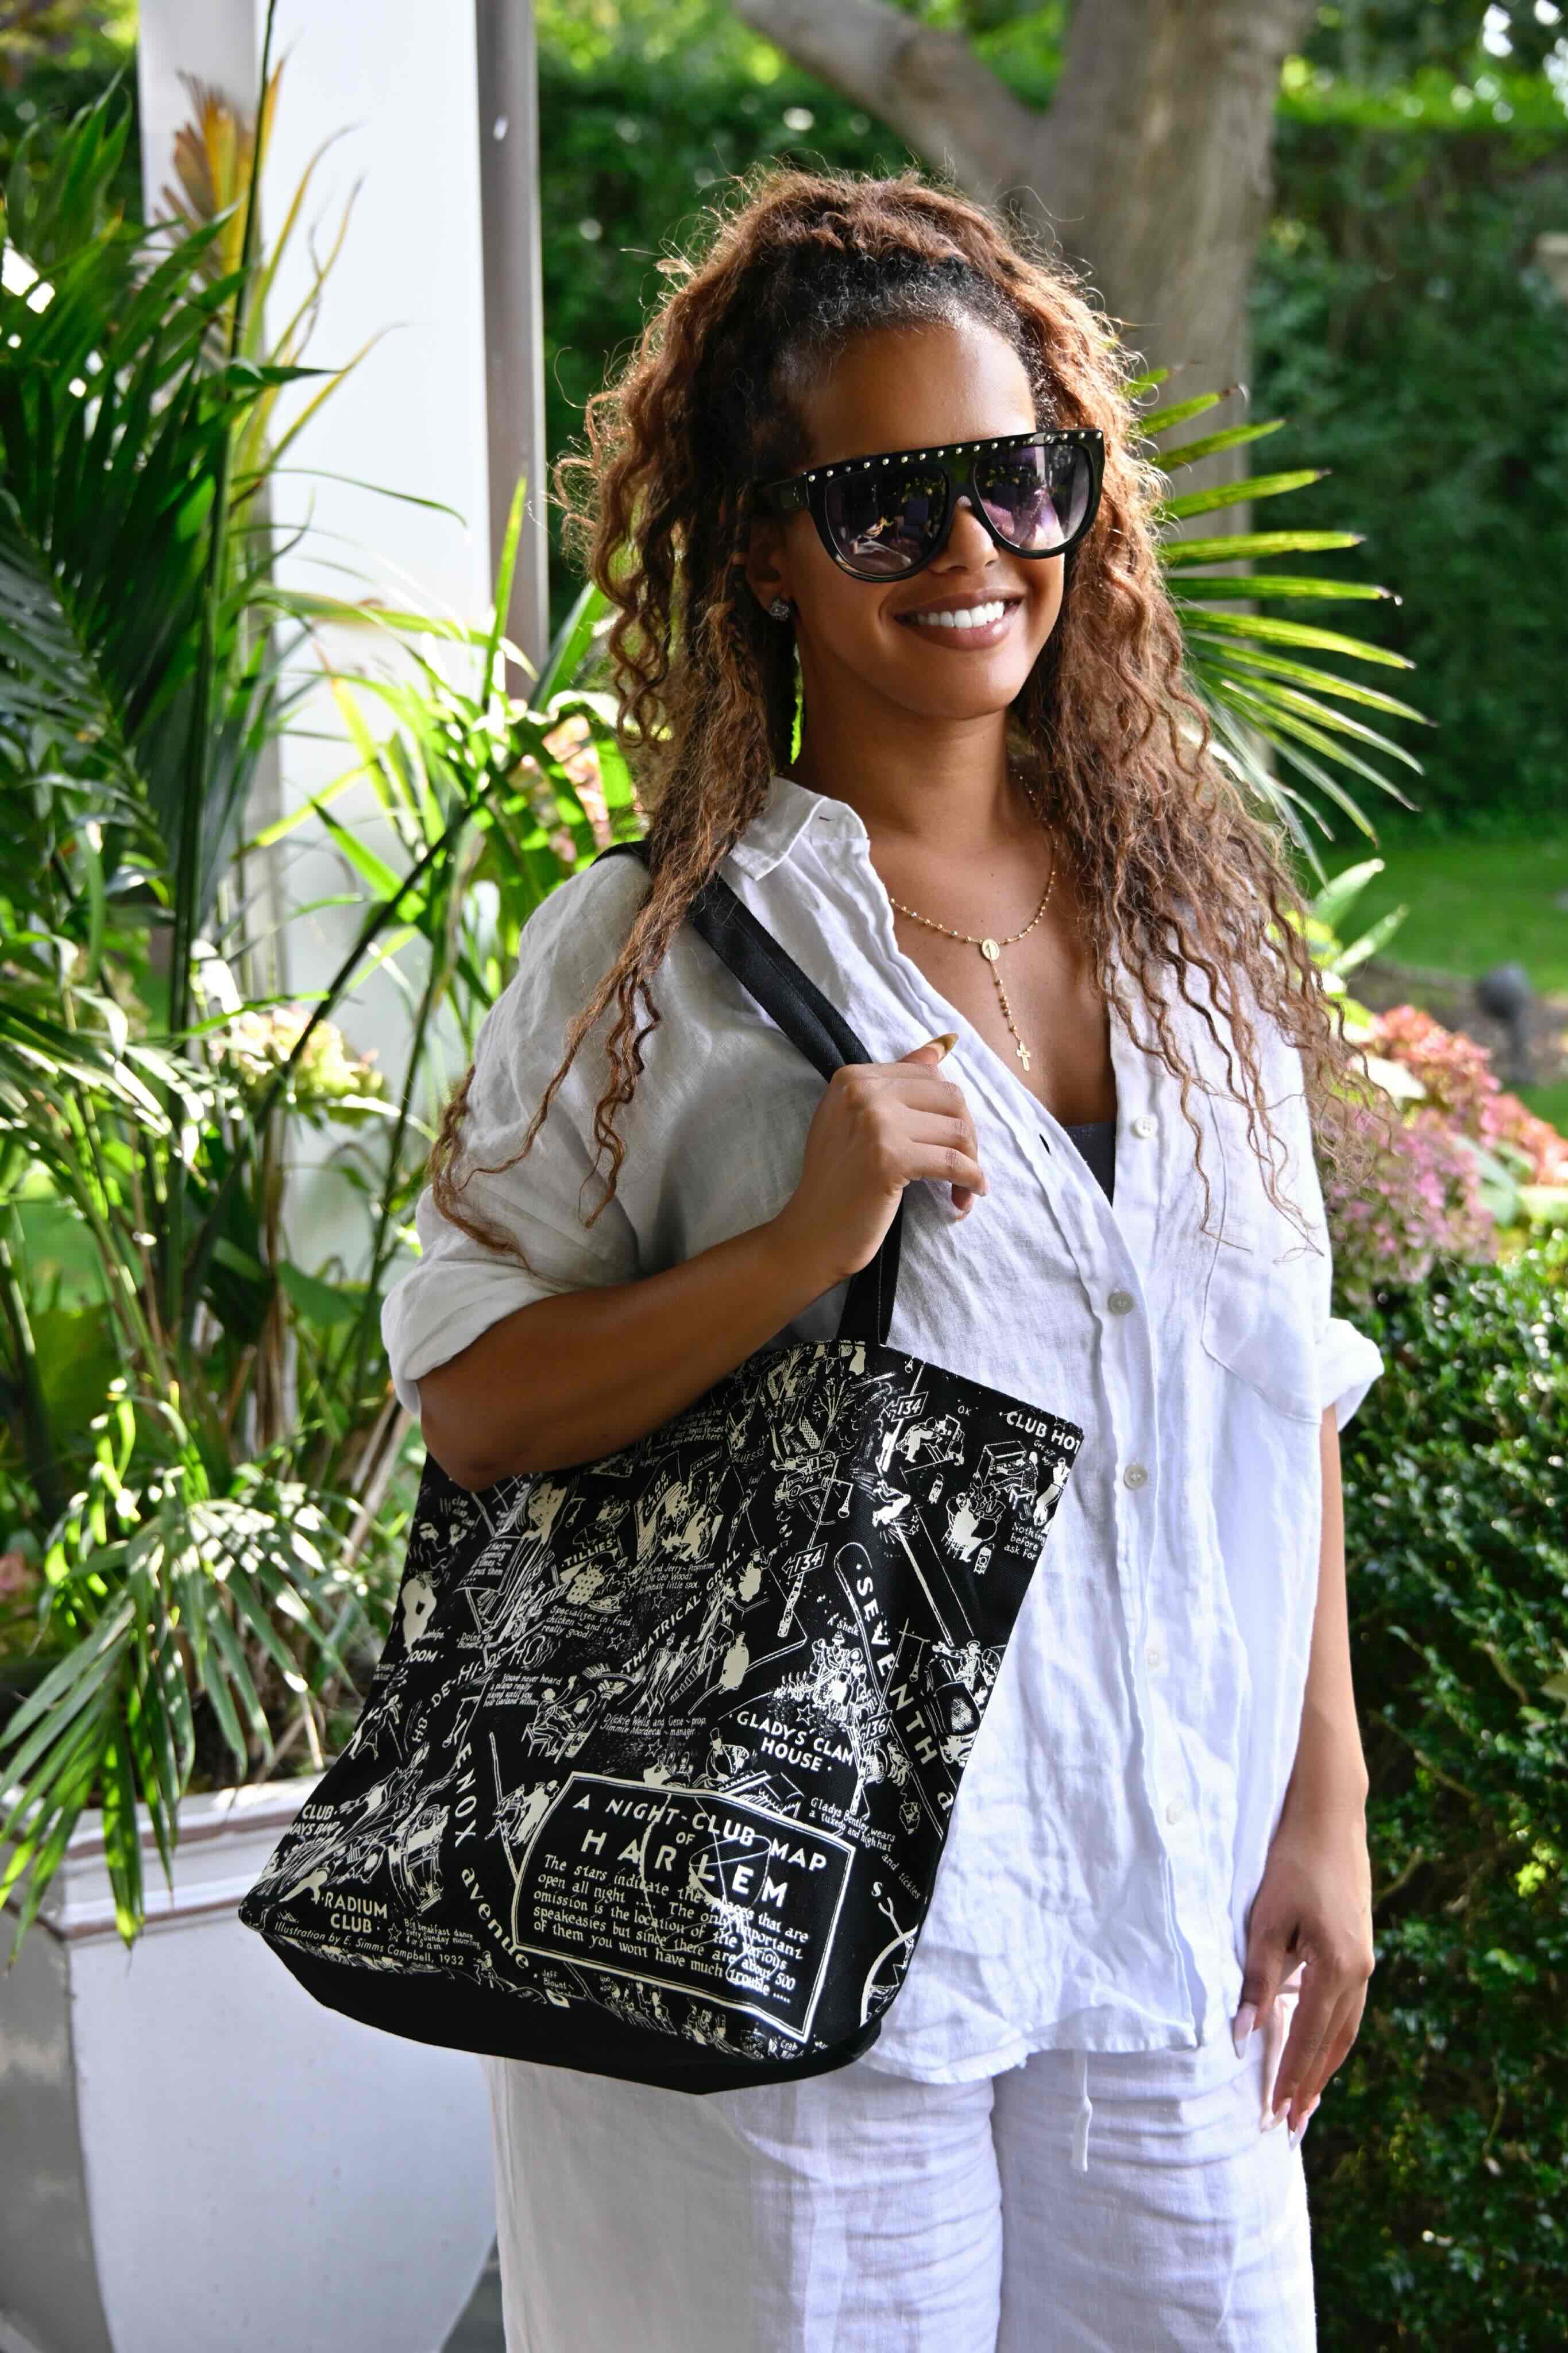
<box><xmin>137</xmin><ymin>0</ymin><xmax>503</xmax><ymax>1288</ymax></box>
<box><xmin>476</xmin><ymin>1</ymin><xmax>551</xmax><ymax>680</ymax></box>
<box><xmin>136</xmin><ymin>1</ymin><xmax>255</xmax><ymax>211</ymax></box>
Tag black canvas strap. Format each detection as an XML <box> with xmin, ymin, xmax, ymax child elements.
<box><xmin>590</xmin><ymin>836</ymin><xmax>904</xmax><ymax>1347</ymax></box>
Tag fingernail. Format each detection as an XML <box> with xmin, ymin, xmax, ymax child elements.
<box><xmin>929</xmin><ymin>1032</ymin><xmax>959</xmax><ymax>1057</ymax></box>
<box><xmin>1231</xmin><ymin>2001</ymin><xmax>1257</xmax><ymax>2057</ymax></box>
<box><xmin>1288</xmin><ymin>2094</ymin><xmax>1320</xmax><ymax>2151</ymax></box>
<box><xmin>1260</xmin><ymin>2100</ymin><xmax>1287</xmax><ymax>2133</ymax></box>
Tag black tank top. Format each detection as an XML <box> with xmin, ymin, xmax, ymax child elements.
<box><xmin>1054</xmin><ymin>1115</ymin><xmax>1117</xmax><ymax>1205</ymax></box>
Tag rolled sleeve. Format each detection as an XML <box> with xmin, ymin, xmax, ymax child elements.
<box><xmin>380</xmin><ymin>860</ymin><xmax>647</xmax><ymax>1420</ymax></box>
<box><xmin>1317</xmin><ymin>1313</ymin><xmax>1384</xmax><ymax>1429</ymax></box>
<box><xmin>1261</xmin><ymin>1018</ymin><xmax>1387</xmax><ymax>1433</ymax></box>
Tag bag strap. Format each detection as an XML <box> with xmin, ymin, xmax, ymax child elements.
<box><xmin>590</xmin><ymin>836</ymin><xmax>903</xmax><ymax>1347</ymax></box>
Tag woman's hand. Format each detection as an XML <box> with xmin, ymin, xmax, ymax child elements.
<box><xmin>1234</xmin><ymin>1786</ymin><xmax>1376</xmax><ymax>2144</ymax></box>
<box><xmin>771</xmin><ymin>1032</ymin><xmax>989</xmax><ymax>1289</ymax></box>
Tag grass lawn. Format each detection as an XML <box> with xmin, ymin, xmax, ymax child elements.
<box><xmin>1524</xmin><ymin>1079</ymin><xmax>1568</xmax><ymax>1129</ymax></box>
<box><xmin>1304</xmin><ymin>821</ymin><xmax>1568</xmax><ymax>1132</ymax></box>
<box><xmin>1310</xmin><ymin>826</ymin><xmax>1568</xmax><ymax>997</ymax></box>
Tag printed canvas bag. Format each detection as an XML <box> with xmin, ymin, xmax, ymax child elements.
<box><xmin>238</xmin><ymin>838</ymin><xmax>1084</xmax><ymax>2093</ymax></box>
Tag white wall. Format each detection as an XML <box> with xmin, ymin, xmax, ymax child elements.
<box><xmin>136</xmin><ymin>0</ymin><xmax>254</xmax><ymax>210</ymax></box>
<box><xmin>138</xmin><ymin>0</ymin><xmax>495</xmax><ymax>1290</ymax></box>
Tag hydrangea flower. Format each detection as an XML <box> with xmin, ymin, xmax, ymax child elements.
<box><xmin>1365</xmin><ymin>1004</ymin><xmax>1567</xmax><ymax>1181</ymax></box>
<box><xmin>1324</xmin><ymin>1003</ymin><xmax>1568</xmax><ymax>1298</ymax></box>
<box><xmin>1326</xmin><ymin>1095</ymin><xmax>1496</xmax><ymax>1305</ymax></box>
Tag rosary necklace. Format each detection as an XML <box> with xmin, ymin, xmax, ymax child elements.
<box><xmin>883</xmin><ymin>776</ymin><xmax>1057</xmax><ymax>1077</ymax></box>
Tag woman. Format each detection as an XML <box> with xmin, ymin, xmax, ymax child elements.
<box><xmin>384</xmin><ymin>164</ymin><xmax>1384</xmax><ymax>2351</ymax></box>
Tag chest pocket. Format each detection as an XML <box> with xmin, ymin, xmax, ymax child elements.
<box><xmin>1199</xmin><ymin>1090</ymin><xmax>1326</xmax><ymax>1425</ymax></box>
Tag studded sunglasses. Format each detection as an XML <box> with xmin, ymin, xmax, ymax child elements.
<box><xmin>753</xmin><ymin>427</ymin><xmax>1105</xmax><ymax>583</ymax></box>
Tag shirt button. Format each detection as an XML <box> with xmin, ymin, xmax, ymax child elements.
<box><xmin>1146</xmin><ymin>1640</ymin><xmax>1164</xmax><ymax>1668</ymax></box>
<box><xmin>1107</xmin><ymin>1288</ymin><xmax>1135</xmax><ymax>1316</ymax></box>
<box><xmin>1131</xmin><ymin>1113</ymin><xmax>1157</xmax><ymax>1139</ymax></box>
<box><xmin>1165</xmin><ymin>1797</ymin><xmax>1186</xmax><ymax>1825</ymax></box>
<box><xmin>1122</xmin><ymin>1461</ymin><xmax>1149</xmax><ymax>1489</ymax></box>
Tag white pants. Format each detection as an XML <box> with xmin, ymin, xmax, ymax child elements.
<box><xmin>480</xmin><ymin>1995</ymin><xmax>1315</xmax><ymax>2352</ymax></box>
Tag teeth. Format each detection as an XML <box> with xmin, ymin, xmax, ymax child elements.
<box><xmin>905</xmin><ymin>600</ymin><xmax>1008</xmax><ymax>631</ymax></box>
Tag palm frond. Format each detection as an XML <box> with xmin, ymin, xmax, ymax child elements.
<box><xmin>0</xmin><ymin>1429</ymin><xmax>371</xmax><ymax>1956</ymax></box>
<box><xmin>1135</xmin><ymin>384</ymin><xmax>1427</xmax><ymax>878</ymax></box>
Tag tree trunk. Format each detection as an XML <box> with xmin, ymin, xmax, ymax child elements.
<box><xmin>732</xmin><ymin>0</ymin><xmax>1317</xmax><ymax>539</ymax></box>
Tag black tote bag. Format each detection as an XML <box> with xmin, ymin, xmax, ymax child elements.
<box><xmin>238</xmin><ymin>838</ymin><xmax>1084</xmax><ymax>2093</ymax></box>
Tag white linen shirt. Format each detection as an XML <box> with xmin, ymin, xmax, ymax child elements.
<box><xmin>381</xmin><ymin>770</ymin><xmax>1384</xmax><ymax>2082</ymax></box>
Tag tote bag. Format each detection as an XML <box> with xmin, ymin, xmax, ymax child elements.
<box><xmin>238</xmin><ymin>837</ymin><xmax>1084</xmax><ymax>2093</ymax></box>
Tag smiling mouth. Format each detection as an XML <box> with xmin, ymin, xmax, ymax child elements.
<box><xmin>894</xmin><ymin>596</ymin><xmax>1022</xmax><ymax>642</ymax></box>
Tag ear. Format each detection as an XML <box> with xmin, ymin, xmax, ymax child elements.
<box><xmin>743</xmin><ymin>511</ymin><xmax>792</xmax><ymax>618</ymax></box>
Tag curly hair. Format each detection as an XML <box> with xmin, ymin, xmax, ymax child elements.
<box><xmin>428</xmin><ymin>160</ymin><xmax>1388</xmax><ymax>1266</ymax></box>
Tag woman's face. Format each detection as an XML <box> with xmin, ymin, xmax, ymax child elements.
<box><xmin>747</xmin><ymin>315</ymin><xmax>1064</xmax><ymax>727</ymax></box>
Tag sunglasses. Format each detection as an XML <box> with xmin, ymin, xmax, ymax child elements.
<box><xmin>754</xmin><ymin>427</ymin><xmax>1104</xmax><ymax>583</ymax></box>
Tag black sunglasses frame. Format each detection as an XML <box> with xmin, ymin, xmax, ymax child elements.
<box><xmin>754</xmin><ymin>427</ymin><xmax>1106</xmax><ymax>583</ymax></box>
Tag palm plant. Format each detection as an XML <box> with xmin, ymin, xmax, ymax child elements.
<box><xmin>1134</xmin><ymin>368</ymin><xmax>1429</xmax><ymax>884</ymax></box>
<box><xmin>231</xmin><ymin>529</ymin><xmax>633</xmax><ymax>1496</ymax></box>
<box><xmin>0</xmin><ymin>44</ymin><xmax>636</xmax><ymax>1956</ymax></box>
<box><xmin>0</xmin><ymin>34</ymin><xmax>387</xmax><ymax>1946</ymax></box>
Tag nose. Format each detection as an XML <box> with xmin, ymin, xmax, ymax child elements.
<box><xmin>932</xmin><ymin>493</ymin><xmax>997</xmax><ymax>564</ymax></box>
<box><xmin>940</xmin><ymin>492</ymin><xmax>1001</xmax><ymax>550</ymax></box>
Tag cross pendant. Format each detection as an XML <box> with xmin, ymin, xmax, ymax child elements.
<box><xmin>1015</xmin><ymin>1040</ymin><xmax>1032</xmax><ymax>1070</ymax></box>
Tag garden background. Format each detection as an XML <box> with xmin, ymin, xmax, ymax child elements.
<box><xmin>1</xmin><ymin>5</ymin><xmax>1566</xmax><ymax>2350</ymax></box>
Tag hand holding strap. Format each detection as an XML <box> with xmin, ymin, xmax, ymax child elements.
<box><xmin>591</xmin><ymin>836</ymin><xmax>905</xmax><ymax>1347</ymax></box>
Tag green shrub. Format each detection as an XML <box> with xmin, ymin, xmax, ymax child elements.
<box><xmin>1313</xmin><ymin>1232</ymin><xmax>1568</xmax><ymax>2348</ymax></box>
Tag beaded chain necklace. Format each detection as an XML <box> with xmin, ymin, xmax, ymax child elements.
<box><xmin>881</xmin><ymin>772</ymin><xmax>1057</xmax><ymax>1077</ymax></box>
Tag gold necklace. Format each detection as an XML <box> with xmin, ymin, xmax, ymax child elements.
<box><xmin>883</xmin><ymin>780</ymin><xmax>1057</xmax><ymax>1075</ymax></box>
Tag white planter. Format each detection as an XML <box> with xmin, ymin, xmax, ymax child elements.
<box><xmin>0</xmin><ymin>1775</ymin><xmax>497</xmax><ymax>2353</ymax></box>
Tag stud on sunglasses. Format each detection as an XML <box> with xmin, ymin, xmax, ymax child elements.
<box><xmin>753</xmin><ymin>427</ymin><xmax>1104</xmax><ymax>583</ymax></box>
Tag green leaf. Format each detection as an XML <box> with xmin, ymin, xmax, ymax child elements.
<box><xmin>1310</xmin><ymin>859</ymin><xmax>1386</xmax><ymax>934</ymax></box>
<box><xmin>0</xmin><ymin>1592</ymin><xmax>133</xmax><ymax>1764</ymax></box>
<box><xmin>307</xmin><ymin>796</ymin><xmax>404</xmax><ymax>900</ymax></box>
<box><xmin>482</xmin><ymin>471</ymin><xmax>530</xmax><ymax>692</ymax></box>
<box><xmin>277</xmin><ymin>1260</ymin><xmax>362</xmax><ymax>1329</ymax></box>
<box><xmin>1181</xmin><ymin>629</ymin><xmax>1429</xmax><ymax>719</ymax></box>
<box><xmin>1155</xmin><ymin>419</ymin><xmax>1289</xmax><ymax>470</ymax></box>
<box><xmin>1163</xmin><ymin>531</ymin><xmax>1365</xmax><ymax>566</ymax></box>
<box><xmin>1159</xmin><ymin>467</ymin><xmax>1328</xmax><ymax>520</ymax></box>
<box><xmin>1454</xmin><ymin>1135</ymin><xmax>1521</xmax><ymax>1228</ymax></box>
<box><xmin>1210</xmin><ymin>674</ymin><xmax>1427</xmax><ymax>772</ymax></box>
<box><xmin>535</xmin><ymin>576</ymin><xmax>611</xmax><ymax>708</ymax></box>
<box><xmin>192</xmin><ymin>1618</ymin><xmax>253</xmax><ymax>1772</ymax></box>
<box><xmin>1133</xmin><ymin>389</ymin><xmax>1231</xmax><ymax>438</ymax></box>
<box><xmin>1178</xmin><ymin>607</ymin><xmax>1415</xmax><ymax>669</ymax></box>
<box><xmin>98</xmin><ymin>1725</ymin><xmax>145</xmax><ymax>1937</ymax></box>
<box><xmin>1336</xmin><ymin>905</ymin><xmax>1409</xmax><ymax>975</ymax></box>
<box><xmin>1211</xmin><ymin>678</ymin><xmax>1424</xmax><ymax>804</ymax></box>
<box><xmin>1171</xmin><ymin>573</ymin><xmax>1392</xmax><ymax>603</ymax></box>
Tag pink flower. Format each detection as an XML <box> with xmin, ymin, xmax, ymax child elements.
<box><xmin>1353</xmin><ymin>1003</ymin><xmax>1568</xmax><ymax>1204</ymax></box>
<box><xmin>1368</xmin><ymin>1004</ymin><xmax>1507</xmax><ymax>1144</ymax></box>
<box><xmin>1324</xmin><ymin>1094</ymin><xmax>1495</xmax><ymax>1303</ymax></box>
<box><xmin>1492</xmin><ymin>1091</ymin><xmax>1568</xmax><ymax>1185</ymax></box>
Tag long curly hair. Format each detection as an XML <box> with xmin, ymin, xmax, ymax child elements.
<box><xmin>429</xmin><ymin>161</ymin><xmax>1386</xmax><ymax>1266</ymax></box>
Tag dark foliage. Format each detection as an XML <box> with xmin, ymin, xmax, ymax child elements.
<box><xmin>1253</xmin><ymin>122</ymin><xmax>1568</xmax><ymax>838</ymax></box>
<box><xmin>1312</xmin><ymin>1232</ymin><xmax>1568</xmax><ymax>2348</ymax></box>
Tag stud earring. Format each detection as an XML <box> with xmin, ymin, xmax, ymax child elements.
<box><xmin>767</xmin><ymin>597</ymin><xmax>792</xmax><ymax>620</ymax></box>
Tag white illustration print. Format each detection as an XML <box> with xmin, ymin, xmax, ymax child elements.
<box><xmin>241</xmin><ymin>1326</ymin><xmax>1082</xmax><ymax>2080</ymax></box>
